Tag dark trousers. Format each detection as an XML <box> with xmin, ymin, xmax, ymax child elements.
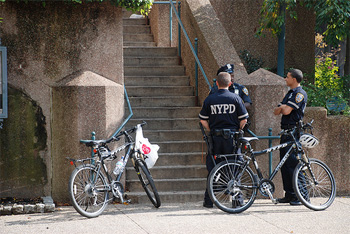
<box><xmin>279</xmin><ymin>134</ymin><xmax>299</xmax><ymax>198</ymax></box>
<box><xmin>204</xmin><ymin>135</ymin><xmax>235</xmax><ymax>204</ymax></box>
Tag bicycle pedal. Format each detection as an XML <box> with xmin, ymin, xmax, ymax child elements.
<box><xmin>123</xmin><ymin>199</ymin><xmax>131</xmax><ymax>205</ymax></box>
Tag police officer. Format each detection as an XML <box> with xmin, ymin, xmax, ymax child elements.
<box><xmin>210</xmin><ymin>64</ymin><xmax>252</xmax><ymax>109</ymax></box>
<box><xmin>273</xmin><ymin>68</ymin><xmax>307</xmax><ymax>206</ymax></box>
<box><xmin>199</xmin><ymin>72</ymin><xmax>249</xmax><ymax>208</ymax></box>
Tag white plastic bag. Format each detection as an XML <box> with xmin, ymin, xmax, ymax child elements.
<box><xmin>135</xmin><ymin>124</ymin><xmax>159</xmax><ymax>169</ymax></box>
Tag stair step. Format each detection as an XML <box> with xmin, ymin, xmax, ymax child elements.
<box><xmin>129</xmin><ymin>107</ymin><xmax>201</xmax><ymax>118</ymax></box>
<box><xmin>125</xmin><ymin>76</ymin><xmax>189</xmax><ymax>86</ymax></box>
<box><xmin>124</xmin><ymin>42</ymin><xmax>156</xmax><ymax>47</ymax></box>
<box><xmin>125</xmin><ymin>152</ymin><xmax>204</xmax><ymax>166</ymax></box>
<box><xmin>126</xmin><ymin>191</ymin><xmax>204</xmax><ymax>204</ymax></box>
<box><xmin>124</xmin><ymin>34</ymin><xmax>154</xmax><ymax>42</ymax></box>
<box><xmin>156</xmin><ymin>141</ymin><xmax>203</xmax><ymax>153</ymax></box>
<box><xmin>129</xmin><ymin>96</ymin><xmax>196</xmax><ymax>107</ymax></box>
<box><xmin>126</xmin><ymin>86</ymin><xmax>193</xmax><ymax>97</ymax></box>
<box><xmin>123</xmin><ymin>25</ymin><xmax>151</xmax><ymax>34</ymax></box>
<box><xmin>126</xmin><ymin>118</ymin><xmax>198</xmax><ymax>130</ymax></box>
<box><xmin>126</xmin><ymin>165</ymin><xmax>207</xmax><ymax>180</ymax></box>
<box><xmin>124</xmin><ymin>66</ymin><xmax>185</xmax><ymax>76</ymax></box>
<box><xmin>126</xmin><ymin>178</ymin><xmax>206</xmax><ymax>192</ymax></box>
<box><xmin>124</xmin><ymin>57</ymin><xmax>180</xmax><ymax>66</ymax></box>
<box><xmin>124</xmin><ymin>47</ymin><xmax>178</xmax><ymax>57</ymax></box>
<box><xmin>123</xmin><ymin>18</ymin><xmax>147</xmax><ymax>25</ymax></box>
<box><xmin>140</xmin><ymin>130</ymin><xmax>203</xmax><ymax>142</ymax></box>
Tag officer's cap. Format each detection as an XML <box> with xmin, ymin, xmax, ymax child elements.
<box><xmin>217</xmin><ymin>64</ymin><xmax>234</xmax><ymax>75</ymax></box>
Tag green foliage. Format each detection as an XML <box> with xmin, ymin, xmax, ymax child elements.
<box><xmin>304</xmin><ymin>57</ymin><xmax>349</xmax><ymax>115</ymax></box>
<box><xmin>239</xmin><ymin>50</ymin><xmax>265</xmax><ymax>74</ymax></box>
<box><xmin>313</xmin><ymin>0</ymin><xmax>350</xmax><ymax>46</ymax></box>
<box><xmin>256</xmin><ymin>0</ymin><xmax>350</xmax><ymax>46</ymax></box>
<box><xmin>256</xmin><ymin>0</ymin><xmax>298</xmax><ymax>37</ymax></box>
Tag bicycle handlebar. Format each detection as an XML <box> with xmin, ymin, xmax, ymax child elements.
<box><xmin>279</xmin><ymin>119</ymin><xmax>314</xmax><ymax>136</ymax></box>
<box><xmin>80</xmin><ymin>121</ymin><xmax>147</xmax><ymax>146</ymax></box>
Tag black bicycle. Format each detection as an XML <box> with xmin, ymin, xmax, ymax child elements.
<box><xmin>207</xmin><ymin>120</ymin><xmax>336</xmax><ymax>213</ymax></box>
<box><xmin>67</xmin><ymin>122</ymin><xmax>161</xmax><ymax>218</ymax></box>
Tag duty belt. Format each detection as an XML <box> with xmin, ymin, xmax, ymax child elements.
<box><xmin>281</xmin><ymin>124</ymin><xmax>296</xmax><ymax>130</ymax></box>
<box><xmin>211</xmin><ymin>129</ymin><xmax>238</xmax><ymax>139</ymax></box>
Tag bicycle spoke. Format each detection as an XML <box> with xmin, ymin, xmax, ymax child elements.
<box><xmin>293</xmin><ymin>159</ymin><xmax>336</xmax><ymax>211</ymax></box>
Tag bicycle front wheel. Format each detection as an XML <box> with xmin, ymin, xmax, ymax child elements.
<box><xmin>293</xmin><ymin>158</ymin><xmax>336</xmax><ymax>211</ymax></box>
<box><xmin>208</xmin><ymin>160</ymin><xmax>257</xmax><ymax>213</ymax></box>
<box><xmin>135</xmin><ymin>159</ymin><xmax>161</xmax><ymax>208</ymax></box>
<box><xmin>68</xmin><ymin>164</ymin><xmax>109</xmax><ymax>218</ymax></box>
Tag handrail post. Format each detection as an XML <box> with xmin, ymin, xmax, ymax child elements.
<box><xmin>177</xmin><ymin>2</ymin><xmax>181</xmax><ymax>57</ymax></box>
<box><xmin>91</xmin><ymin>131</ymin><xmax>96</xmax><ymax>164</ymax></box>
<box><xmin>268</xmin><ymin>128</ymin><xmax>273</xmax><ymax>176</ymax></box>
<box><xmin>195</xmin><ymin>38</ymin><xmax>198</xmax><ymax>104</ymax></box>
<box><xmin>169</xmin><ymin>3</ymin><xmax>172</xmax><ymax>45</ymax></box>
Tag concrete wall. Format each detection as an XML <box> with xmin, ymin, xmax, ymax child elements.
<box><xmin>304</xmin><ymin>107</ymin><xmax>350</xmax><ymax>196</ymax></box>
<box><xmin>209</xmin><ymin>0</ymin><xmax>315</xmax><ymax>75</ymax></box>
<box><xmin>0</xmin><ymin>2</ymin><xmax>124</xmax><ymax>201</ymax></box>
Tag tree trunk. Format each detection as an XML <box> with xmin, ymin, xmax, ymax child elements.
<box><xmin>344</xmin><ymin>36</ymin><xmax>350</xmax><ymax>103</ymax></box>
<box><xmin>344</xmin><ymin>35</ymin><xmax>350</xmax><ymax>76</ymax></box>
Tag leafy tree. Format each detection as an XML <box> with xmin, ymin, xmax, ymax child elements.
<box><xmin>256</xmin><ymin>0</ymin><xmax>350</xmax><ymax>76</ymax></box>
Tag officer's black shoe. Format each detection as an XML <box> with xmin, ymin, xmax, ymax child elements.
<box><xmin>232</xmin><ymin>199</ymin><xmax>244</xmax><ymax>208</ymax></box>
<box><xmin>203</xmin><ymin>201</ymin><xmax>213</xmax><ymax>208</ymax></box>
<box><xmin>277</xmin><ymin>196</ymin><xmax>293</xmax><ymax>203</ymax></box>
<box><xmin>289</xmin><ymin>198</ymin><xmax>302</xmax><ymax>206</ymax></box>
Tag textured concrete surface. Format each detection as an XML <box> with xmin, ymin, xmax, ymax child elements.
<box><xmin>0</xmin><ymin>198</ymin><xmax>349</xmax><ymax>234</ymax></box>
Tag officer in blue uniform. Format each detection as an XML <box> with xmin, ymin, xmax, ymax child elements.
<box><xmin>199</xmin><ymin>72</ymin><xmax>249</xmax><ymax>208</ymax></box>
<box><xmin>210</xmin><ymin>64</ymin><xmax>252</xmax><ymax>109</ymax></box>
<box><xmin>274</xmin><ymin>69</ymin><xmax>307</xmax><ymax>206</ymax></box>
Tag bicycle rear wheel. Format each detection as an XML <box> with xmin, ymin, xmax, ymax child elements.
<box><xmin>135</xmin><ymin>159</ymin><xmax>161</xmax><ymax>208</ymax></box>
<box><xmin>208</xmin><ymin>160</ymin><xmax>257</xmax><ymax>213</ymax></box>
<box><xmin>293</xmin><ymin>158</ymin><xmax>336</xmax><ymax>211</ymax></box>
<box><xmin>68</xmin><ymin>164</ymin><xmax>109</xmax><ymax>218</ymax></box>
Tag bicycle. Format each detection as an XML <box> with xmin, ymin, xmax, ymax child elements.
<box><xmin>207</xmin><ymin>120</ymin><xmax>336</xmax><ymax>214</ymax></box>
<box><xmin>67</xmin><ymin>121</ymin><xmax>161</xmax><ymax>218</ymax></box>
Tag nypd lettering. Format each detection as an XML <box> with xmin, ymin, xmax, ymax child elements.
<box><xmin>210</xmin><ymin>104</ymin><xmax>236</xmax><ymax>114</ymax></box>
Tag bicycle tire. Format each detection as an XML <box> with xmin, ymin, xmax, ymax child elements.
<box><xmin>68</xmin><ymin>164</ymin><xmax>109</xmax><ymax>218</ymax></box>
<box><xmin>293</xmin><ymin>158</ymin><xmax>336</xmax><ymax>211</ymax></box>
<box><xmin>208</xmin><ymin>160</ymin><xmax>257</xmax><ymax>213</ymax></box>
<box><xmin>135</xmin><ymin>159</ymin><xmax>161</xmax><ymax>208</ymax></box>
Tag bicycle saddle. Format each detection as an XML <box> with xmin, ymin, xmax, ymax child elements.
<box><xmin>239</xmin><ymin>137</ymin><xmax>259</xmax><ymax>143</ymax></box>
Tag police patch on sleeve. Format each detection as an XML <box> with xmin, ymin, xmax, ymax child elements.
<box><xmin>295</xmin><ymin>93</ymin><xmax>304</xmax><ymax>103</ymax></box>
<box><xmin>242</xmin><ymin>87</ymin><xmax>249</xmax><ymax>96</ymax></box>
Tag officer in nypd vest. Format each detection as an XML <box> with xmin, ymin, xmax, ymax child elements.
<box><xmin>199</xmin><ymin>72</ymin><xmax>249</xmax><ymax>208</ymax></box>
<box><xmin>210</xmin><ymin>64</ymin><xmax>252</xmax><ymax>109</ymax></box>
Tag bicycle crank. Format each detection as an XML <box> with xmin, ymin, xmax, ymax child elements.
<box><xmin>259</xmin><ymin>179</ymin><xmax>277</xmax><ymax>204</ymax></box>
<box><xmin>111</xmin><ymin>181</ymin><xmax>125</xmax><ymax>203</ymax></box>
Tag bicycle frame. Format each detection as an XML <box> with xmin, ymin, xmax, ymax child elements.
<box><xmin>251</xmin><ymin>140</ymin><xmax>296</xmax><ymax>181</ymax></box>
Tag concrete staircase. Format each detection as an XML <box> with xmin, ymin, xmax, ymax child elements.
<box><xmin>123</xmin><ymin>15</ymin><xmax>207</xmax><ymax>204</ymax></box>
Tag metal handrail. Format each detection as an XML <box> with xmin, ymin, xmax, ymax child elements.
<box><xmin>169</xmin><ymin>1</ymin><xmax>211</xmax><ymax>89</ymax></box>
<box><xmin>247</xmin><ymin>128</ymin><xmax>280</xmax><ymax>176</ymax></box>
<box><xmin>0</xmin><ymin>46</ymin><xmax>8</xmax><ymax>129</ymax></box>
<box><xmin>108</xmin><ymin>85</ymin><xmax>133</xmax><ymax>141</ymax></box>
<box><xmin>154</xmin><ymin>1</ymin><xmax>211</xmax><ymax>90</ymax></box>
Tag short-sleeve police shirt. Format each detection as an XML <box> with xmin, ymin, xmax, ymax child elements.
<box><xmin>279</xmin><ymin>86</ymin><xmax>307</xmax><ymax>126</ymax></box>
<box><xmin>210</xmin><ymin>83</ymin><xmax>252</xmax><ymax>104</ymax></box>
<box><xmin>199</xmin><ymin>89</ymin><xmax>249</xmax><ymax>130</ymax></box>
<box><xmin>229</xmin><ymin>83</ymin><xmax>252</xmax><ymax>104</ymax></box>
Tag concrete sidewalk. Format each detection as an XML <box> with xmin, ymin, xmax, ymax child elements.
<box><xmin>1</xmin><ymin>197</ymin><xmax>349</xmax><ymax>234</ymax></box>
